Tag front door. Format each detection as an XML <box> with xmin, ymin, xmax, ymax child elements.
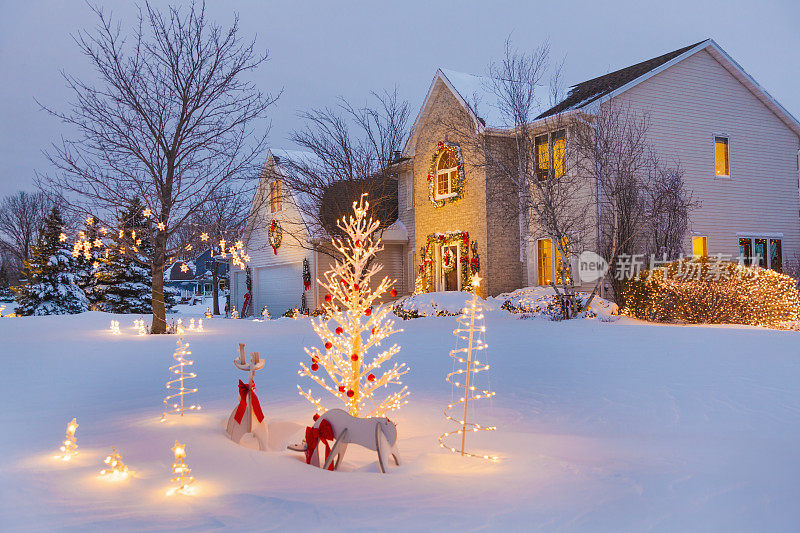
<box><xmin>439</xmin><ymin>243</ymin><xmax>460</xmax><ymax>291</ymax></box>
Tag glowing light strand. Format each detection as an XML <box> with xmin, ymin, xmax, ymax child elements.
<box><xmin>439</xmin><ymin>276</ymin><xmax>498</xmax><ymax>461</ymax></box>
<box><xmin>168</xmin><ymin>441</ymin><xmax>194</xmax><ymax>495</ymax></box>
<box><xmin>297</xmin><ymin>194</ymin><xmax>409</xmax><ymax>418</ymax></box>
<box><xmin>100</xmin><ymin>447</ymin><xmax>130</xmax><ymax>480</ymax></box>
<box><xmin>58</xmin><ymin>418</ymin><xmax>79</xmax><ymax>461</ymax></box>
<box><xmin>160</xmin><ymin>336</ymin><xmax>201</xmax><ymax>421</ymax></box>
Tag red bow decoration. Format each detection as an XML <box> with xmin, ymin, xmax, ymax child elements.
<box><xmin>304</xmin><ymin>280</ymin><xmax>311</xmax><ymax>290</ymax></box>
<box><xmin>234</xmin><ymin>379</ymin><xmax>264</xmax><ymax>424</ymax></box>
<box><xmin>305</xmin><ymin>419</ymin><xmax>335</xmax><ymax>470</ymax></box>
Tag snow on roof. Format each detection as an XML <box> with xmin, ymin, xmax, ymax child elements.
<box><xmin>380</xmin><ymin>219</ymin><xmax>408</xmax><ymax>243</ymax></box>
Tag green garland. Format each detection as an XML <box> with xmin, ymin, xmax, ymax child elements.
<box><xmin>417</xmin><ymin>231</ymin><xmax>475</xmax><ymax>293</ymax></box>
<box><xmin>268</xmin><ymin>219</ymin><xmax>283</xmax><ymax>254</ymax></box>
<box><xmin>427</xmin><ymin>141</ymin><xmax>465</xmax><ymax>208</ymax></box>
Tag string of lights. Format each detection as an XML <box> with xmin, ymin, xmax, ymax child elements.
<box><xmin>160</xmin><ymin>337</ymin><xmax>201</xmax><ymax>421</ymax></box>
<box><xmin>439</xmin><ymin>277</ymin><xmax>498</xmax><ymax>461</ymax></box>
<box><xmin>297</xmin><ymin>194</ymin><xmax>409</xmax><ymax>418</ymax></box>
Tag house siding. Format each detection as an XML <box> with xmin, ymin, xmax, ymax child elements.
<box><xmin>614</xmin><ymin>49</ymin><xmax>800</xmax><ymax>263</ymax></box>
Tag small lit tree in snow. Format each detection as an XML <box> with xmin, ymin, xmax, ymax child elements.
<box><xmin>298</xmin><ymin>194</ymin><xmax>408</xmax><ymax>418</ymax></box>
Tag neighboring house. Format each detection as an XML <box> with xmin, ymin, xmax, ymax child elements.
<box><xmin>231</xmin><ymin>149</ymin><xmax>410</xmax><ymax>316</ymax></box>
<box><xmin>241</xmin><ymin>38</ymin><xmax>800</xmax><ymax>307</ymax></box>
<box><xmin>165</xmin><ymin>249</ymin><xmax>229</xmax><ymax>300</ymax></box>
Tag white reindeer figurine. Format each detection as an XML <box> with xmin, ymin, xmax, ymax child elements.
<box><xmin>306</xmin><ymin>408</ymin><xmax>401</xmax><ymax>473</ymax></box>
<box><xmin>225</xmin><ymin>343</ymin><xmax>269</xmax><ymax>450</ymax></box>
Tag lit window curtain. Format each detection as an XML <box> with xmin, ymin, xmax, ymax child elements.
<box><xmin>715</xmin><ymin>137</ymin><xmax>729</xmax><ymax>176</ymax></box>
<box><xmin>537</xmin><ymin>239</ymin><xmax>552</xmax><ymax>285</ymax></box>
<box><xmin>552</xmin><ymin>131</ymin><xmax>566</xmax><ymax>178</ymax></box>
<box><xmin>535</xmin><ymin>135</ymin><xmax>549</xmax><ymax>181</ymax></box>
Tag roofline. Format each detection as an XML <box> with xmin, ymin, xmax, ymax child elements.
<box><xmin>574</xmin><ymin>39</ymin><xmax>800</xmax><ymax>137</ymax></box>
<box><xmin>402</xmin><ymin>69</ymin><xmax>484</xmax><ymax>158</ymax></box>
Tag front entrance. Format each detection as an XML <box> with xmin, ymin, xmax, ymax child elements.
<box><xmin>436</xmin><ymin>243</ymin><xmax>461</xmax><ymax>291</ymax></box>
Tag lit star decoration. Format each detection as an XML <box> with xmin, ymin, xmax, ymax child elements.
<box><xmin>160</xmin><ymin>336</ymin><xmax>201</xmax><ymax>421</ymax></box>
<box><xmin>59</xmin><ymin>232</ymin><xmax>67</xmax><ymax>243</ymax></box>
<box><xmin>297</xmin><ymin>194</ymin><xmax>408</xmax><ymax>418</ymax></box>
<box><xmin>157</xmin><ymin>221</ymin><xmax>165</xmax><ymax>231</ymax></box>
<box><xmin>99</xmin><ymin>447</ymin><xmax>130</xmax><ymax>481</ymax></box>
<box><xmin>142</xmin><ymin>207</ymin><xmax>152</xmax><ymax>218</ymax></box>
<box><xmin>200</xmin><ymin>233</ymin><xmax>208</xmax><ymax>242</ymax></box>
<box><xmin>439</xmin><ymin>276</ymin><xmax>498</xmax><ymax>461</ymax></box>
<box><xmin>58</xmin><ymin>418</ymin><xmax>79</xmax><ymax>461</ymax></box>
<box><xmin>167</xmin><ymin>441</ymin><xmax>194</xmax><ymax>495</ymax></box>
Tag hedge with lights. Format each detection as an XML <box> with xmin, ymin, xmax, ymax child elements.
<box><xmin>621</xmin><ymin>257</ymin><xmax>800</xmax><ymax>328</ymax></box>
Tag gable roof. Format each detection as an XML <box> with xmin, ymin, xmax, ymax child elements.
<box><xmin>405</xmin><ymin>39</ymin><xmax>800</xmax><ymax>153</ymax></box>
<box><xmin>536</xmin><ymin>41</ymin><xmax>706</xmax><ymax>118</ymax></box>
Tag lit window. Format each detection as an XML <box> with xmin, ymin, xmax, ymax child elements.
<box><xmin>739</xmin><ymin>237</ymin><xmax>782</xmax><ymax>271</ymax></box>
<box><xmin>535</xmin><ymin>135</ymin><xmax>549</xmax><ymax>181</ymax></box>
<box><xmin>436</xmin><ymin>149</ymin><xmax>459</xmax><ymax>199</ymax></box>
<box><xmin>537</xmin><ymin>239</ymin><xmax>552</xmax><ymax>286</ymax></box>
<box><xmin>715</xmin><ymin>136</ymin><xmax>729</xmax><ymax>176</ymax></box>
<box><xmin>552</xmin><ymin>130</ymin><xmax>566</xmax><ymax>179</ymax></box>
<box><xmin>554</xmin><ymin>237</ymin><xmax>569</xmax><ymax>284</ymax></box>
<box><xmin>269</xmin><ymin>179</ymin><xmax>282</xmax><ymax>213</ymax></box>
<box><xmin>692</xmin><ymin>236</ymin><xmax>707</xmax><ymax>257</ymax></box>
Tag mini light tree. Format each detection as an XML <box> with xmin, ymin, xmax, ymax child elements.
<box><xmin>439</xmin><ymin>277</ymin><xmax>498</xmax><ymax>460</ymax></box>
<box><xmin>58</xmin><ymin>418</ymin><xmax>79</xmax><ymax>460</ymax></box>
<box><xmin>161</xmin><ymin>337</ymin><xmax>201</xmax><ymax>421</ymax></box>
<box><xmin>168</xmin><ymin>440</ymin><xmax>194</xmax><ymax>495</ymax></box>
<box><xmin>298</xmin><ymin>194</ymin><xmax>408</xmax><ymax>418</ymax></box>
<box><xmin>109</xmin><ymin>320</ymin><xmax>121</xmax><ymax>335</ymax></box>
<box><xmin>100</xmin><ymin>447</ymin><xmax>130</xmax><ymax>480</ymax></box>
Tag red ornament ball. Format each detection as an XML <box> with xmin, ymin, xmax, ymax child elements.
<box><xmin>367</xmin><ymin>373</ymin><xmax>375</xmax><ymax>382</ymax></box>
<box><xmin>351</xmin><ymin>353</ymin><xmax>359</xmax><ymax>361</ymax></box>
<box><xmin>311</xmin><ymin>363</ymin><xmax>319</xmax><ymax>372</ymax></box>
<box><xmin>390</xmin><ymin>288</ymin><xmax>397</xmax><ymax>297</ymax></box>
<box><xmin>325</xmin><ymin>294</ymin><xmax>332</xmax><ymax>302</ymax></box>
<box><xmin>346</xmin><ymin>389</ymin><xmax>355</xmax><ymax>398</ymax></box>
<box><xmin>325</xmin><ymin>341</ymin><xmax>332</xmax><ymax>349</ymax></box>
<box><xmin>335</xmin><ymin>327</ymin><xmax>343</xmax><ymax>335</ymax></box>
<box><xmin>354</xmin><ymin>283</ymin><xmax>359</xmax><ymax>290</ymax></box>
<box><xmin>365</xmin><ymin>308</ymin><xmax>371</xmax><ymax>316</ymax></box>
<box><xmin>313</xmin><ymin>413</ymin><xmax>320</xmax><ymax>421</ymax></box>
<box><xmin>371</xmin><ymin>327</ymin><xmax>376</xmax><ymax>335</ymax></box>
<box><xmin>355</xmin><ymin>239</ymin><xmax>362</xmax><ymax>247</ymax></box>
<box><xmin>338</xmin><ymin>385</ymin><xmax>345</xmax><ymax>393</ymax></box>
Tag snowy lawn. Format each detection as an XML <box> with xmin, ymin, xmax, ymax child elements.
<box><xmin>1</xmin><ymin>310</ymin><xmax>799</xmax><ymax>531</ymax></box>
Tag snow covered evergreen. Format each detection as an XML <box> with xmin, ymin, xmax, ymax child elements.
<box><xmin>12</xmin><ymin>207</ymin><xmax>89</xmax><ymax>315</ymax></box>
<box><xmin>91</xmin><ymin>199</ymin><xmax>154</xmax><ymax>314</ymax></box>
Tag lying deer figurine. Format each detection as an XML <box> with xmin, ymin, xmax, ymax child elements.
<box><xmin>304</xmin><ymin>409</ymin><xmax>401</xmax><ymax>473</ymax></box>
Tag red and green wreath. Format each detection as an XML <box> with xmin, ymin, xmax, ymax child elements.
<box><xmin>268</xmin><ymin>219</ymin><xmax>283</xmax><ymax>254</ymax></box>
<box><xmin>427</xmin><ymin>141</ymin><xmax>465</xmax><ymax>208</ymax></box>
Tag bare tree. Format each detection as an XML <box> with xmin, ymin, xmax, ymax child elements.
<box><xmin>273</xmin><ymin>89</ymin><xmax>410</xmax><ymax>254</ymax></box>
<box><xmin>37</xmin><ymin>2</ymin><xmax>276</xmax><ymax>332</ymax></box>
<box><xmin>573</xmin><ymin>102</ymin><xmax>697</xmax><ymax>306</ymax></box>
<box><xmin>0</xmin><ymin>191</ymin><xmax>53</xmax><ymax>274</ymax></box>
<box><xmin>472</xmin><ymin>39</ymin><xmax>590</xmax><ymax>317</ymax></box>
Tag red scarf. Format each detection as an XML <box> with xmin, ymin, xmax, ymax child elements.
<box><xmin>305</xmin><ymin>419</ymin><xmax>335</xmax><ymax>470</ymax></box>
<box><xmin>234</xmin><ymin>379</ymin><xmax>264</xmax><ymax>424</ymax></box>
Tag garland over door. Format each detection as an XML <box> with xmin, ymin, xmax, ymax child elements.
<box><xmin>256</xmin><ymin>262</ymin><xmax>303</xmax><ymax>316</ymax></box>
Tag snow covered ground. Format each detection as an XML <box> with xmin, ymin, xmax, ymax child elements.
<box><xmin>1</xmin><ymin>308</ymin><xmax>800</xmax><ymax>531</ymax></box>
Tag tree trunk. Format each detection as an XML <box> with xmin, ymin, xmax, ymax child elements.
<box><xmin>151</xmin><ymin>233</ymin><xmax>167</xmax><ymax>334</ymax></box>
<box><xmin>212</xmin><ymin>261</ymin><xmax>220</xmax><ymax>315</ymax></box>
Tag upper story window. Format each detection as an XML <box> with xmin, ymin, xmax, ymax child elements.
<box><xmin>269</xmin><ymin>179</ymin><xmax>282</xmax><ymax>213</ymax></box>
<box><xmin>535</xmin><ymin>130</ymin><xmax>566</xmax><ymax>181</ymax></box>
<box><xmin>715</xmin><ymin>136</ymin><xmax>729</xmax><ymax>177</ymax></box>
<box><xmin>436</xmin><ymin>149</ymin><xmax>459</xmax><ymax>199</ymax></box>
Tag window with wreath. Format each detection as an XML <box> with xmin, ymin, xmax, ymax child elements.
<box><xmin>269</xmin><ymin>179</ymin><xmax>282</xmax><ymax>213</ymax></box>
<box><xmin>436</xmin><ymin>149</ymin><xmax>459</xmax><ymax>199</ymax></box>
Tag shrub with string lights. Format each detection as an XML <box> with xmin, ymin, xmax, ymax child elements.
<box><xmin>621</xmin><ymin>256</ymin><xmax>800</xmax><ymax>328</ymax></box>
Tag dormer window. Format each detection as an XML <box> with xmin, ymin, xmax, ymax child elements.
<box><xmin>436</xmin><ymin>149</ymin><xmax>459</xmax><ymax>199</ymax></box>
<box><xmin>269</xmin><ymin>179</ymin><xmax>282</xmax><ymax>213</ymax></box>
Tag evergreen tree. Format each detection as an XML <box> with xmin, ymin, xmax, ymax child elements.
<box><xmin>0</xmin><ymin>261</ymin><xmax>13</xmax><ymax>300</ymax></box>
<box><xmin>13</xmin><ymin>207</ymin><xmax>89</xmax><ymax>315</ymax></box>
<box><xmin>93</xmin><ymin>199</ymin><xmax>154</xmax><ymax>314</ymax></box>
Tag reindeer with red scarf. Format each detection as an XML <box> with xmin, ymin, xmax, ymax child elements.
<box><xmin>226</xmin><ymin>343</ymin><xmax>269</xmax><ymax>450</ymax></box>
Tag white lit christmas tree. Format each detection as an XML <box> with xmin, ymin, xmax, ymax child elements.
<box><xmin>161</xmin><ymin>336</ymin><xmax>201</xmax><ymax>421</ymax></box>
<box><xmin>439</xmin><ymin>276</ymin><xmax>498</xmax><ymax>460</ymax></box>
<box><xmin>58</xmin><ymin>418</ymin><xmax>79</xmax><ymax>460</ymax></box>
<box><xmin>167</xmin><ymin>440</ymin><xmax>194</xmax><ymax>495</ymax></box>
<box><xmin>100</xmin><ymin>447</ymin><xmax>130</xmax><ymax>480</ymax></box>
<box><xmin>298</xmin><ymin>194</ymin><xmax>408</xmax><ymax>418</ymax></box>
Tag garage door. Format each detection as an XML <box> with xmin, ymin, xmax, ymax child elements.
<box><xmin>256</xmin><ymin>262</ymin><xmax>304</xmax><ymax>317</ymax></box>
<box><xmin>232</xmin><ymin>270</ymin><xmax>246</xmax><ymax>312</ymax></box>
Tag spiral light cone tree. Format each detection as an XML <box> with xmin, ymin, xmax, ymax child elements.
<box><xmin>161</xmin><ymin>337</ymin><xmax>201</xmax><ymax>421</ymax></box>
<box><xmin>298</xmin><ymin>194</ymin><xmax>408</xmax><ymax>418</ymax></box>
<box><xmin>439</xmin><ymin>276</ymin><xmax>498</xmax><ymax>460</ymax></box>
